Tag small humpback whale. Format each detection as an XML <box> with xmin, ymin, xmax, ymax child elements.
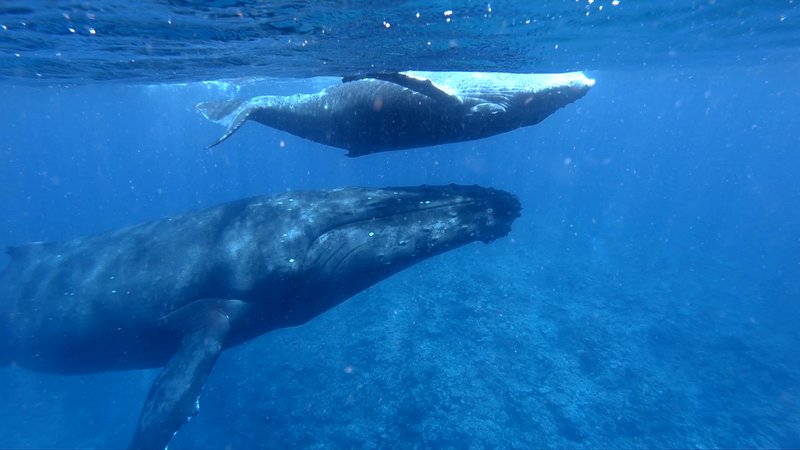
<box><xmin>196</xmin><ymin>71</ymin><xmax>595</xmax><ymax>156</ymax></box>
<box><xmin>0</xmin><ymin>184</ymin><xmax>521</xmax><ymax>449</ymax></box>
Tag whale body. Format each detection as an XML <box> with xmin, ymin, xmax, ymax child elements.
<box><xmin>0</xmin><ymin>184</ymin><xmax>521</xmax><ymax>449</ymax></box>
<box><xmin>197</xmin><ymin>71</ymin><xmax>594</xmax><ymax>156</ymax></box>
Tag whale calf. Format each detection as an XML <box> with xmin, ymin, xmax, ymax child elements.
<box><xmin>197</xmin><ymin>71</ymin><xmax>595</xmax><ymax>156</ymax></box>
<box><xmin>0</xmin><ymin>184</ymin><xmax>521</xmax><ymax>449</ymax></box>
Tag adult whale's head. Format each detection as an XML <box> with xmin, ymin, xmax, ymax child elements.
<box><xmin>262</xmin><ymin>184</ymin><xmax>521</xmax><ymax>325</ymax></box>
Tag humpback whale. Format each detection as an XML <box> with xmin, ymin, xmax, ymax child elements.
<box><xmin>197</xmin><ymin>71</ymin><xmax>595</xmax><ymax>156</ymax></box>
<box><xmin>0</xmin><ymin>184</ymin><xmax>521</xmax><ymax>449</ymax></box>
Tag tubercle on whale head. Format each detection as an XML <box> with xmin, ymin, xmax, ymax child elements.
<box><xmin>298</xmin><ymin>184</ymin><xmax>521</xmax><ymax>294</ymax></box>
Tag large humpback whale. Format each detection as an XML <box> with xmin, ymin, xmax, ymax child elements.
<box><xmin>0</xmin><ymin>184</ymin><xmax>521</xmax><ymax>449</ymax></box>
<box><xmin>197</xmin><ymin>71</ymin><xmax>595</xmax><ymax>156</ymax></box>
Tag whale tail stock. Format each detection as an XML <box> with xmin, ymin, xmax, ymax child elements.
<box><xmin>195</xmin><ymin>99</ymin><xmax>249</xmax><ymax>149</ymax></box>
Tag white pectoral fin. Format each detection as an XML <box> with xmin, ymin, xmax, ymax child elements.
<box><xmin>470</xmin><ymin>102</ymin><xmax>507</xmax><ymax>115</ymax></box>
<box><xmin>128</xmin><ymin>299</ymin><xmax>247</xmax><ymax>450</ymax></box>
<box><xmin>195</xmin><ymin>99</ymin><xmax>251</xmax><ymax>148</ymax></box>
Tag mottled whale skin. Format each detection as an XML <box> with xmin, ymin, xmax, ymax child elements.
<box><xmin>0</xmin><ymin>184</ymin><xmax>521</xmax><ymax>449</ymax></box>
<box><xmin>197</xmin><ymin>71</ymin><xmax>595</xmax><ymax>156</ymax></box>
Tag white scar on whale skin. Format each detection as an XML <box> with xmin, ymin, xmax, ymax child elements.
<box><xmin>196</xmin><ymin>71</ymin><xmax>595</xmax><ymax>157</ymax></box>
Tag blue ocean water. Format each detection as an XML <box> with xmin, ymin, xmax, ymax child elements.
<box><xmin>1</xmin><ymin>1</ymin><xmax>799</xmax><ymax>448</ymax></box>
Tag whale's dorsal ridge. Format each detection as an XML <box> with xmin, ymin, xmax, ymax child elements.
<box><xmin>342</xmin><ymin>71</ymin><xmax>461</xmax><ymax>106</ymax></box>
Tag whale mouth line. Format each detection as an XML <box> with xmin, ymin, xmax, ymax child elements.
<box><xmin>305</xmin><ymin>199</ymin><xmax>496</xmax><ymax>284</ymax></box>
<box><xmin>314</xmin><ymin>199</ymin><xmax>484</xmax><ymax>239</ymax></box>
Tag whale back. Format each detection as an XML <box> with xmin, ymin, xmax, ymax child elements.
<box><xmin>409</xmin><ymin>70</ymin><xmax>595</xmax><ymax>100</ymax></box>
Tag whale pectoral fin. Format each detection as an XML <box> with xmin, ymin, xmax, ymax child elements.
<box><xmin>196</xmin><ymin>100</ymin><xmax>251</xmax><ymax>149</ymax></box>
<box><xmin>469</xmin><ymin>102</ymin><xmax>507</xmax><ymax>115</ymax></box>
<box><xmin>342</xmin><ymin>72</ymin><xmax>461</xmax><ymax>106</ymax></box>
<box><xmin>129</xmin><ymin>299</ymin><xmax>246</xmax><ymax>450</ymax></box>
